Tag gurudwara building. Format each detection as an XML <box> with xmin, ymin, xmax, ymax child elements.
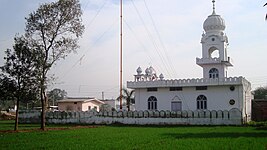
<box><xmin>127</xmin><ymin>1</ymin><xmax>252</xmax><ymax>122</ymax></box>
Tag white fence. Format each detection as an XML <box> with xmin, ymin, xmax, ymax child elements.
<box><xmin>19</xmin><ymin>108</ymin><xmax>242</xmax><ymax>125</ymax></box>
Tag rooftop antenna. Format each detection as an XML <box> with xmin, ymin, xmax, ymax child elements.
<box><xmin>119</xmin><ymin>0</ymin><xmax>123</xmax><ymax>110</ymax></box>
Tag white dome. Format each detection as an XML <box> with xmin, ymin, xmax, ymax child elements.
<box><xmin>149</xmin><ymin>66</ymin><xmax>156</xmax><ymax>75</ymax></box>
<box><xmin>136</xmin><ymin>67</ymin><xmax>142</xmax><ymax>74</ymax></box>
<box><xmin>159</xmin><ymin>73</ymin><xmax>164</xmax><ymax>80</ymax></box>
<box><xmin>145</xmin><ymin>67</ymin><xmax>151</xmax><ymax>75</ymax></box>
<box><xmin>203</xmin><ymin>12</ymin><xmax>225</xmax><ymax>32</ymax></box>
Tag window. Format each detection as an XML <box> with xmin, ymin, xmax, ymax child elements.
<box><xmin>171</xmin><ymin>101</ymin><xmax>182</xmax><ymax>111</ymax></box>
<box><xmin>197</xmin><ymin>95</ymin><xmax>207</xmax><ymax>110</ymax></box>
<box><xmin>147</xmin><ymin>88</ymin><xmax>157</xmax><ymax>92</ymax></box>
<box><xmin>230</xmin><ymin>86</ymin><xmax>235</xmax><ymax>91</ymax></box>
<box><xmin>209</xmin><ymin>68</ymin><xmax>219</xmax><ymax>79</ymax></box>
<box><xmin>88</xmin><ymin>106</ymin><xmax>91</xmax><ymax>110</ymax></box>
<box><xmin>148</xmin><ymin>96</ymin><xmax>157</xmax><ymax>110</ymax></box>
<box><xmin>170</xmin><ymin>87</ymin><xmax>183</xmax><ymax>91</ymax></box>
<box><xmin>74</xmin><ymin>102</ymin><xmax>77</xmax><ymax>104</ymax></box>
<box><xmin>196</xmin><ymin>86</ymin><xmax>207</xmax><ymax>90</ymax></box>
<box><xmin>229</xmin><ymin>99</ymin><xmax>235</xmax><ymax>105</ymax></box>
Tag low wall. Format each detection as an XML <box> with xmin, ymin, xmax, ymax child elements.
<box><xmin>19</xmin><ymin>108</ymin><xmax>242</xmax><ymax>125</ymax></box>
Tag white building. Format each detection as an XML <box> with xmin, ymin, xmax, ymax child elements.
<box><xmin>58</xmin><ymin>97</ymin><xmax>104</xmax><ymax>112</ymax></box>
<box><xmin>127</xmin><ymin>1</ymin><xmax>252</xmax><ymax>122</ymax></box>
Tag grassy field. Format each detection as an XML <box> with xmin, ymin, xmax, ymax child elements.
<box><xmin>0</xmin><ymin>121</ymin><xmax>267</xmax><ymax>150</ymax></box>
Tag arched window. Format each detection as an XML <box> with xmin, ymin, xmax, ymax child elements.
<box><xmin>197</xmin><ymin>95</ymin><xmax>207</xmax><ymax>110</ymax></box>
<box><xmin>209</xmin><ymin>68</ymin><xmax>219</xmax><ymax>79</ymax></box>
<box><xmin>148</xmin><ymin>96</ymin><xmax>157</xmax><ymax>110</ymax></box>
<box><xmin>208</xmin><ymin>46</ymin><xmax>220</xmax><ymax>58</ymax></box>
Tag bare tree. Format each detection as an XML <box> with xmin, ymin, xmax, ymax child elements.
<box><xmin>24</xmin><ymin>0</ymin><xmax>84</xmax><ymax>130</ymax></box>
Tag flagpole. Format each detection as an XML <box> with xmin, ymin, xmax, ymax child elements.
<box><xmin>119</xmin><ymin>0</ymin><xmax>123</xmax><ymax>110</ymax></box>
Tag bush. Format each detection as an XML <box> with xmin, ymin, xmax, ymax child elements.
<box><xmin>247</xmin><ymin>121</ymin><xmax>267</xmax><ymax>127</ymax></box>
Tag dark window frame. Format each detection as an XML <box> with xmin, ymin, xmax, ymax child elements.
<box><xmin>170</xmin><ymin>87</ymin><xmax>183</xmax><ymax>91</ymax></box>
<box><xmin>196</xmin><ymin>86</ymin><xmax>207</xmax><ymax>90</ymax></box>
<box><xmin>147</xmin><ymin>87</ymin><xmax>158</xmax><ymax>92</ymax></box>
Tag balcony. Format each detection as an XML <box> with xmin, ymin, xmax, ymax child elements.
<box><xmin>196</xmin><ymin>57</ymin><xmax>233</xmax><ymax>66</ymax></box>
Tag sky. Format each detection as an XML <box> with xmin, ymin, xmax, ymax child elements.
<box><xmin>0</xmin><ymin>0</ymin><xmax>267</xmax><ymax>99</ymax></box>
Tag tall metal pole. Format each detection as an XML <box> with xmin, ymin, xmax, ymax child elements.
<box><xmin>119</xmin><ymin>0</ymin><xmax>123</xmax><ymax>110</ymax></box>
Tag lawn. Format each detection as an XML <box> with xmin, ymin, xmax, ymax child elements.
<box><xmin>0</xmin><ymin>121</ymin><xmax>267</xmax><ymax>150</ymax></box>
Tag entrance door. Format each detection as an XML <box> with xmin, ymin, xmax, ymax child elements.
<box><xmin>171</xmin><ymin>101</ymin><xmax>182</xmax><ymax>111</ymax></box>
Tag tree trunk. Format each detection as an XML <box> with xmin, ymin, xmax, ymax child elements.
<box><xmin>40</xmin><ymin>87</ymin><xmax>46</xmax><ymax>130</ymax></box>
<box><xmin>14</xmin><ymin>97</ymin><xmax>19</xmax><ymax>131</ymax></box>
<box><xmin>127</xmin><ymin>99</ymin><xmax>130</xmax><ymax>111</ymax></box>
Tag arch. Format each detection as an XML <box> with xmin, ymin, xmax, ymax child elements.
<box><xmin>148</xmin><ymin>96</ymin><xmax>157</xmax><ymax>110</ymax></box>
<box><xmin>196</xmin><ymin>95</ymin><xmax>207</xmax><ymax>110</ymax></box>
<box><xmin>209</xmin><ymin>68</ymin><xmax>219</xmax><ymax>79</ymax></box>
<box><xmin>208</xmin><ymin>46</ymin><xmax>219</xmax><ymax>58</ymax></box>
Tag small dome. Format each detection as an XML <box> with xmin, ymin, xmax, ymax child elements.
<box><xmin>159</xmin><ymin>73</ymin><xmax>164</xmax><ymax>80</ymax></box>
<box><xmin>145</xmin><ymin>67</ymin><xmax>151</xmax><ymax>75</ymax></box>
<box><xmin>149</xmin><ymin>66</ymin><xmax>156</xmax><ymax>75</ymax></box>
<box><xmin>136</xmin><ymin>67</ymin><xmax>142</xmax><ymax>74</ymax></box>
<box><xmin>203</xmin><ymin>12</ymin><xmax>225</xmax><ymax>32</ymax></box>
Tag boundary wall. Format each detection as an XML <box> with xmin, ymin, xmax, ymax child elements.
<box><xmin>19</xmin><ymin>108</ymin><xmax>242</xmax><ymax>125</ymax></box>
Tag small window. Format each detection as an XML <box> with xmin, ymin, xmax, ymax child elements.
<box><xmin>74</xmin><ymin>102</ymin><xmax>77</xmax><ymax>104</ymax></box>
<box><xmin>170</xmin><ymin>87</ymin><xmax>183</xmax><ymax>91</ymax></box>
<box><xmin>88</xmin><ymin>106</ymin><xmax>91</xmax><ymax>110</ymax></box>
<box><xmin>230</xmin><ymin>86</ymin><xmax>235</xmax><ymax>91</ymax></box>
<box><xmin>229</xmin><ymin>99</ymin><xmax>235</xmax><ymax>105</ymax></box>
<box><xmin>196</xmin><ymin>86</ymin><xmax>207</xmax><ymax>90</ymax></box>
<box><xmin>209</xmin><ymin>68</ymin><xmax>219</xmax><ymax>79</ymax></box>
<box><xmin>147</xmin><ymin>88</ymin><xmax>157</xmax><ymax>92</ymax></box>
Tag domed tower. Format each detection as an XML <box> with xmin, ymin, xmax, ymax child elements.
<box><xmin>196</xmin><ymin>0</ymin><xmax>233</xmax><ymax>79</ymax></box>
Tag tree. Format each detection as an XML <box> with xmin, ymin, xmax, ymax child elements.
<box><xmin>117</xmin><ymin>88</ymin><xmax>135</xmax><ymax>111</ymax></box>
<box><xmin>24</xmin><ymin>0</ymin><xmax>84</xmax><ymax>130</ymax></box>
<box><xmin>47</xmin><ymin>88</ymin><xmax>67</xmax><ymax>106</ymax></box>
<box><xmin>253</xmin><ymin>86</ymin><xmax>267</xmax><ymax>99</ymax></box>
<box><xmin>0</xmin><ymin>74</ymin><xmax>17</xmax><ymax>111</ymax></box>
<box><xmin>0</xmin><ymin>36</ymin><xmax>40</xmax><ymax>131</ymax></box>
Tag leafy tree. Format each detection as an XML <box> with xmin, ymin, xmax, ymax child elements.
<box><xmin>24</xmin><ymin>0</ymin><xmax>84</xmax><ymax>130</ymax></box>
<box><xmin>253</xmin><ymin>86</ymin><xmax>267</xmax><ymax>99</ymax></box>
<box><xmin>0</xmin><ymin>36</ymin><xmax>40</xmax><ymax>130</ymax></box>
<box><xmin>47</xmin><ymin>88</ymin><xmax>67</xmax><ymax>106</ymax></box>
<box><xmin>117</xmin><ymin>88</ymin><xmax>135</xmax><ymax>111</ymax></box>
<box><xmin>0</xmin><ymin>74</ymin><xmax>17</xmax><ymax>111</ymax></box>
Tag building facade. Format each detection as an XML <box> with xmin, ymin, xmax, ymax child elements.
<box><xmin>58</xmin><ymin>97</ymin><xmax>104</xmax><ymax>112</ymax></box>
<box><xmin>127</xmin><ymin>1</ymin><xmax>252</xmax><ymax>122</ymax></box>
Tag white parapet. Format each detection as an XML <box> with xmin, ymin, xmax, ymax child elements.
<box><xmin>127</xmin><ymin>76</ymin><xmax>249</xmax><ymax>88</ymax></box>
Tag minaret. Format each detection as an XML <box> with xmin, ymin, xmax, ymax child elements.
<box><xmin>196</xmin><ymin>0</ymin><xmax>233</xmax><ymax>79</ymax></box>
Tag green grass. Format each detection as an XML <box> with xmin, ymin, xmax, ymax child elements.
<box><xmin>0</xmin><ymin>121</ymin><xmax>267</xmax><ymax>150</ymax></box>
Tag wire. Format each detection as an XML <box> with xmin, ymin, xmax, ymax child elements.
<box><xmin>143</xmin><ymin>0</ymin><xmax>178</xmax><ymax>77</ymax></box>
<box><xmin>123</xmin><ymin>19</ymin><xmax>165</xmax><ymax>74</ymax></box>
<box><xmin>56</xmin><ymin>19</ymin><xmax>119</xmax><ymax>81</ymax></box>
<box><xmin>130</xmin><ymin>0</ymin><xmax>172</xmax><ymax>78</ymax></box>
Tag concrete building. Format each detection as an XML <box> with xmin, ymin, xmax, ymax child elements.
<box><xmin>127</xmin><ymin>0</ymin><xmax>252</xmax><ymax>122</ymax></box>
<box><xmin>58</xmin><ymin>97</ymin><xmax>104</xmax><ymax>112</ymax></box>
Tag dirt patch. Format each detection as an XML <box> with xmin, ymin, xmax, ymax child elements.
<box><xmin>0</xmin><ymin>112</ymin><xmax>15</xmax><ymax>120</ymax></box>
<box><xmin>0</xmin><ymin>125</ymin><xmax>99</xmax><ymax>133</ymax></box>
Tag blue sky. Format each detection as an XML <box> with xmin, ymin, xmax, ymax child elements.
<box><xmin>0</xmin><ymin>0</ymin><xmax>267</xmax><ymax>99</ymax></box>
